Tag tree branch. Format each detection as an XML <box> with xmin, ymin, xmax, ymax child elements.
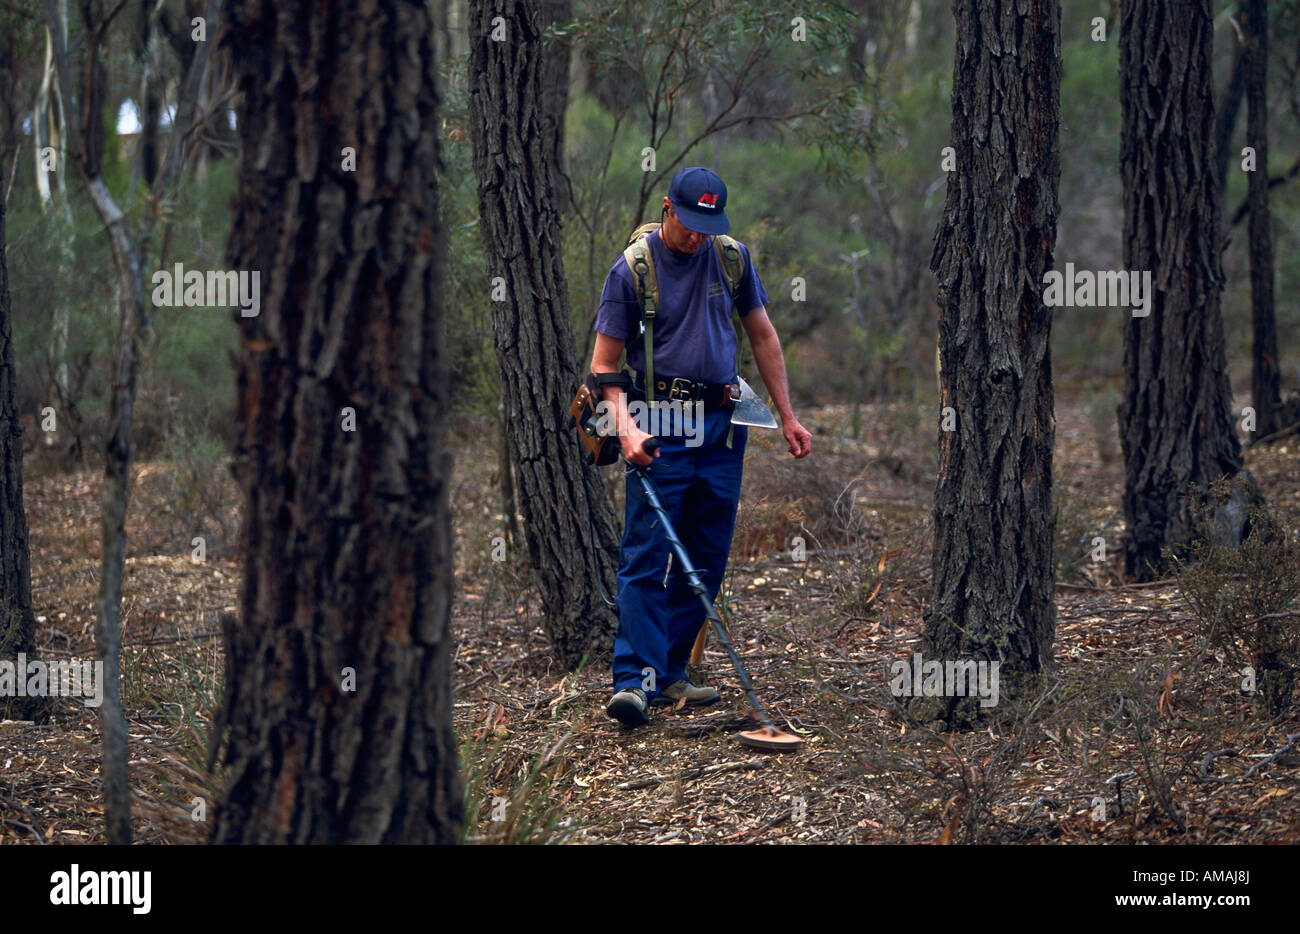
<box><xmin>1230</xmin><ymin>154</ymin><xmax>1300</xmax><ymax>227</ymax></box>
<box><xmin>153</xmin><ymin>0</ymin><xmax>219</xmax><ymax>196</ymax></box>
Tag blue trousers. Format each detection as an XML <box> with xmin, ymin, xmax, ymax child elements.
<box><xmin>612</xmin><ymin>404</ymin><xmax>747</xmax><ymax>699</ymax></box>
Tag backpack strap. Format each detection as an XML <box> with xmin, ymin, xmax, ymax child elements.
<box><xmin>713</xmin><ymin>234</ymin><xmax>745</xmax><ymax>301</ymax></box>
<box><xmin>713</xmin><ymin>235</ymin><xmax>747</xmax><ymax>382</ymax></box>
<box><xmin>622</xmin><ymin>225</ymin><xmax>661</xmax><ymax>405</ymax></box>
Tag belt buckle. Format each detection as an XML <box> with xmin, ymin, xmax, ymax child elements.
<box><xmin>669</xmin><ymin>377</ymin><xmax>693</xmax><ymax>402</ymax></box>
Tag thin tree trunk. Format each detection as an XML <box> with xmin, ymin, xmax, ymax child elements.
<box><xmin>1244</xmin><ymin>0</ymin><xmax>1282</xmax><ymax>438</ymax></box>
<box><xmin>468</xmin><ymin>0</ymin><xmax>620</xmax><ymax>669</ymax></box>
<box><xmin>137</xmin><ymin>0</ymin><xmax>160</xmax><ymax>187</ymax></box>
<box><xmin>923</xmin><ymin>0</ymin><xmax>1060</xmax><ymax>728</ymax></box>
<box><xmin>847</xmin><ymin>11</ymin><xmax>869</xmax><ymax>86</ymax></box>
<box><xmin>1215</xmin><ymin>29</ymin><xmax>1246</xmax><ymax>191</ymax></box>
<box><xmin>33</xmin><ymin>27</ymin><xmax>73</xmax><ymax>424</ymax></box>
<box><xmin>0</xmin><ymin>160</ymin><xmax>45</xmax><ymax>723</ymax></box>
<box><xmin>1118</xmin><ymin>0</ymin><xmax>1258</xmax><ymax>581</ymax></box>
<box><xmin>45</xmin><ymin>0</ymin><xmax>220</xmax><ymax>845</ymax></box>
<box><xmin>212</xmin><ymin>0</ymin><xmax>461</xmax><ymax>844</ymax></box>
<box><xmin>33</xmin><ymin>29</ymin><xmax>53</xmax><ymax>209</ymax></box>
<box><xmin>45</xmin><ymin>0</ymin><xmax>139</xmax><ymax>844</ymax></box>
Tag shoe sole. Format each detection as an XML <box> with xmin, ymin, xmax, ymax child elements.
<box><xmin>606</xmin><ymin>696</ymin><xmax>650</xmax><ymax>727</ymax></box>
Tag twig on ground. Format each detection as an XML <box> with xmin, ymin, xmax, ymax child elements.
<box><xmin>1244</xmin><ymin>733</ymin><xmax>1300</xmax><ymax>781</ymax></box>
<box><xmin>1197</xmin><ymin>749</ymin><xmax>1239</xmax><ymax>784</ymax></box>
<box><xmin>614</xmin><ymin>757</ymin><xmax>767</xmax><ymax>791</ymax></box>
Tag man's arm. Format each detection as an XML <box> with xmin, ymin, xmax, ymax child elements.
<box><xmin>740</xmin><ymin>306</ymin><xmax>812</xmax><ymax>458</ymax></box>
<box><xmin>590</xmin><ymin>331</ymin><xmax>657</xmax><ymax>466</ymax></box>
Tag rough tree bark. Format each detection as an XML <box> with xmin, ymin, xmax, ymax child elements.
<box><xmin>212</xmin><ymin>0</ymin><xmax>461</xmax><ymax>844</ymax></box>
<box><xmin>0</xmin><ymin>161</ymin><xmax>45</xmax><ymax>723</ymax></box>
<box><xmin>1118</xmin><ymin>0</ymin><xmax>1256</xmax><ymax>580</ymax></box>
<box><xmin>468</xmin><ymin>0</ymin><xmax>621</xmax><ymax>669</ymax></box>
<box><xmin>1244</xmin><ymin>0</ymin><xmax>1283</xmax><ymax>439</ymax></box>
<box><xmin>539</xmin><ymin>0</ymin><xmax>573</xmax><ymax>213</ymax></box>
<box><xmin>923</xmin><ymin>0</ymin><xmax>1060</xmax><ymax>727</ymax></box>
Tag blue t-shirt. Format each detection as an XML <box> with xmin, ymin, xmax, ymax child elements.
<box><xmin>594</xmin><ymin>229</ymin><xmax>769</xmax><ymax>386</ymax></box>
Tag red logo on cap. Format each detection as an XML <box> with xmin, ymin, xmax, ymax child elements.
<box><xmin>697</xmin><ymin>192</ymin><xmax>718</xmax><ymax>208</ymax></box>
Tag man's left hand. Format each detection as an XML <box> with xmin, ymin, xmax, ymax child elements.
<box><xmin>782</xmin><ymin>416</ymin><xmax>812</xmax><ymax>459</ymax></box>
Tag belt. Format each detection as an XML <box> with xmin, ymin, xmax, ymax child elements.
<box><xmin>633</xmin><ymin>372</ymin><xmax>738</xmax><ymax>412</ymax></box>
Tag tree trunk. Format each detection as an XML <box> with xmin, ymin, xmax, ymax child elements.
<box><xmin>212</xmin><ymin>0</ymin><xmax>461</xmax><ymax>844</ymax></box>
<box><xmin>468</xmin><ymin>0</ymin><xmax>621</xmax><ymax>669</ymax></box>
<box><xmin>0</xmin><ymin>160</ymin><xmax>45</xmax><ymax>723</ymax></box>
<box><xmin>923</xmin><ymin>0</ymin><xmax>1060</xmax><ymax>727</ymax></box>
<box><xmin>31</xmin><ymin>26</ymin><xmax>74</xmax><ymax>426</ymax></box>
<box><xmin>539</xmin><ymin>0</ymin><xmax>572</xmax><ymax>214</ymax></box>
<box><xmin>137</xmin><ymin>1</ymin><xmax>161</xmax><ymax>188</ymax></box>
<box><xmin>1244</xmin><ymin>0</ymin><xmax>1283</xmax><ymax>439</ymax></box>
<box><xmin>45</xmin><ymin>0</ymin><xmax>143</xmax><ymax>845</ymax></box>
<box><xmin>46</xmin><ymin>0</ymin><xmax>222</xmax><ymax>844</ymax></box>
<box><xmin>1118</xmin><ymin>0</ymin><xmax>1255</xmax><ymax>580</ymax></box>
<box><xmin>1214</xmin><ymin>32</ymin><xmax>1246</xmax><ymax>191</ymax></box>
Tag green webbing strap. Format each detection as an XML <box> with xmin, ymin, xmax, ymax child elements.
<box><xmin>714</xmin><ymin>237</ymin><xmax>745</xmax><ymax>452</ymax></box>
<box><xmin>713</xmin><ymin>236</ymin><xmax>746</xmax><ymax>386</ymax></box>
<box><xmin>644</xmin><ymin>301</ymin><xmax>655</xmax><ymax>406</ymax></box>
<box><xmin>623</xmin><ymin>236</ymin><xmax>658</xmax><ymax>405</ymax></box>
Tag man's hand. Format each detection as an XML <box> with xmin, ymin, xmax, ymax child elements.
<box><xmin>622</xmin><ymin>422</ymin><xmax>659</xmax><ymax>467</ymax></box>
<box><xmin>742</xmin><ymin>308</ymin><xmax>810</xmax><ymax>459</ymax></box>
<box><xmin>782</xmin><ymin>416</ymin><xmax>812</xmax><ymax>458</ymax></box>
<box><xmin>589</xmin><ymin>333</ymin><xmax>659</xmax><ymax>466</ymax></box>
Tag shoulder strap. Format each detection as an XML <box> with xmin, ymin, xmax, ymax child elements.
<box><xmin>713</xmin><ymin>235</ymin><xmax>748</xmax><ymax>382</ymax></box>
<box><xmin>713</xmin><ymin>235</ymin><xmax>745</xmax><ymax>301</ymax></box>
<box><xmin>622</xmin><ymin>225</ymin><xmax>661</xmax><ymax>404</ymax></box>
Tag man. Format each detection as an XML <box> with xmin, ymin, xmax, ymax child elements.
<box><xmin>590</xmin><ymin>166</ymin><xmax>812</xmax><ymax>727</ymax></box>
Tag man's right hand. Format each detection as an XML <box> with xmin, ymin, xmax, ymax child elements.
<box><xmin>622</xmin><ymin>424</ymin><xmax>659</xmax><ymax>467</ymax></box>
<box><xmin>589</xmin><ymin>333</ymin><xmax>658</xmax><ymax>466</ymax></box>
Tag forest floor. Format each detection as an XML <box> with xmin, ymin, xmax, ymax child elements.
<box><xmin>2</xmin><ymin>390</ymin><xmax>1299</xmax><ymax>844</ymax></box>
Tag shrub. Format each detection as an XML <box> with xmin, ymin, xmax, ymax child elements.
<box><xmin>1175</xmin><ymin>478</ymin><xmax>1300</xmax><ymax>716</ymax></box>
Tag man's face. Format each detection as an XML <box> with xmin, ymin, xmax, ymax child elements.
<box><xmin>661</xmin><ymin>198</ymin><xmax>708</xmax><ymax>255</ymax></box>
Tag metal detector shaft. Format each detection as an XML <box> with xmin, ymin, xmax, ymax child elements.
<box><xmin>630</xmin><ymin>438</ymin><xmax>778</xmax><ymax>733</ymax></box>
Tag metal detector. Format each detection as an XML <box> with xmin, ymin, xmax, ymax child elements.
<box><xmin>631</xmin><ymin>437</ymin><xmax>803</xmax><ymax>752</ymax></box>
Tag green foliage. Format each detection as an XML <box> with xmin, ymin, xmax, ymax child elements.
<box><xmin>458</xmin><ymin>716</ymin><xmax>579</xmax><ymax>845</ymax></box>
<box><xmin>7</xmin><ymin>151</ymin><xmax>238</xmax><ymax>463</ymax></box>
<box><xmin>101</xmin><ymin>97</ymin><xmax>127</xmax><ymax>198</ymax></box>
<box><xmin>158</xmin><ymin>419</ymin><xmax>234</xmax><ymax>555</ymax></box>
<box><xmin>1175</xmin><ymin>478</ymin><xmax>1300</xmax><ymax>715</ymax></box>
<box><xmin>5</xmin><ymin>190</ymin><xmax>117</xmax><ymax>438</ymax></box>
<box><xmin>128</xmin><ymin>631</ymin><xmax>225</xmax><ymax>800</ymax></box>
<box><xmin>1086</xmin><ymin>384</ymin><xmax>1121</xmax><ymax>466</ymax></box>
<box><xmin>1053</xmin><ymin>467</ymin><xmax>1094</xmax><ymax>585</ymax></box>
<box><xmin>439</xmin><ymin>77</ymin><xmax>501</xmax><ymax>432</ymax></box>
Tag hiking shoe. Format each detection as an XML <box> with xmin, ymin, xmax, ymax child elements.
<box><xmin>606</xmin><ymin>688</ymin><xmax>650</xmax><ymax>727</ymax></box>
<box><xmin>651</xmin><ymin>679</ymin><xmax>721</xmax><ymax>707</ymax></box>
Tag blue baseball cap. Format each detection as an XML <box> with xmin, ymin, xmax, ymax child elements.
<box><xmin>668</xmin><ymin>167</ymin><xmax>730</xmax><ymax>235</ymax></box>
